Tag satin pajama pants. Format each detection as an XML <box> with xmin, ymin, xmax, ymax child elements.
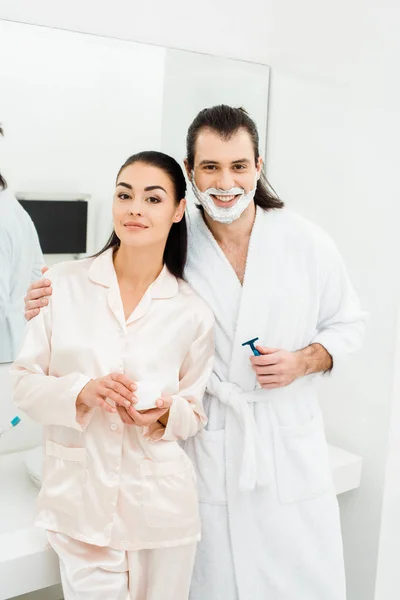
<box><xmin>47</xmin><ymin>531</ymin><xmax>197</xmax><ymax>600</ymax></box>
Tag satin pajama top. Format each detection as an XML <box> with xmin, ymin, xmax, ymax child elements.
<box><xmin>12</xmin><ymin>248</ymin><xmax>215</xmax><ymax>550</ymax></box>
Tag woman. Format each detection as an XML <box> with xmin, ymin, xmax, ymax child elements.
<box><xmin>12</xmin><ymin>151</ymin><xmax>215</xmax><ymax>600</ymax></box>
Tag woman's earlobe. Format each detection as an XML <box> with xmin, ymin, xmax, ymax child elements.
<box><xmin>174</xmin><ymin>207</ymin><xmax>185</xmax><ymax>222</ymax></box>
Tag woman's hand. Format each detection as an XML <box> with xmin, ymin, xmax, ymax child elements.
<box><xmin>116</xmin><ymin>396</ymin><xmax>173</xmax><ymax>427</ymax></box>
<box><xmin>76</xmin><ymin>373</ymin><xmax>137</xmax><ymax>415</ymax></box>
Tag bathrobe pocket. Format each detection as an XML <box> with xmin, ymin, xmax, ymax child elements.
<box><xmin>272</xmin><ymin>412</ymin><xmax>333</xmax><ymax>503</ymax></box>
<box><xmin>38</xmin><ymin>440</ymin><xmax>87</xmax><ymax>516</ymax></box>
<box><xmin>140</xmin><ymin>457</ymin><xmax>198</xmax><ymax>528</ymax></box>
<box><xmin>184</xmin><ymin>429</ymin><xmax>227</xmax><ymax>505</ymax></box>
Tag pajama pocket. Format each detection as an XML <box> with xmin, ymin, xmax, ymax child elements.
<box><xmin>184</xmin><ymin>428</ymin><xmax>227</xmax><ymax>505</ymax></box>
<box><xmin>271</xmin><ymin>411</ymin><xmax>333</xmax><ymax>503</ymax></box>
<box><xmin>140</xmin><ymin>457</ymin><xmax>199</xmax><ymax>529</ymax></box>
<box><xmin>38</xmin><ymin>440</ymin><xmax>87</xmax><ymax>516</ymax></box>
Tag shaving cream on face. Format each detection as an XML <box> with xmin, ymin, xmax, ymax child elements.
<box><xmin>191</xmin><ymin>171</ymin><xmax>260</xmax><ymax>224</ymax></box>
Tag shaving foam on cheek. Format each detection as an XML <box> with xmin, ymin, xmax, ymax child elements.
<box><xmin>191</xmin><ymin>171</ymin><xmax>260</xmax><ymax>224</ymax></box>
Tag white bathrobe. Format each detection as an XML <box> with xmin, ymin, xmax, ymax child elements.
<box><xmin>184</xmin><ymin>206</ymin><xmax>367</xmax><ymax>600</ymax></box>
<box><xmin>0</xmin><ymin>189</ymin><xmax>44</xmax><ymax>362</ymax></box>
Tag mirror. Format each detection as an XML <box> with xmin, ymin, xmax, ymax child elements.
<box><xmin>0</xmin><ymin>19</ymin><xmax>270</xmax><ymax>364</ymax></box>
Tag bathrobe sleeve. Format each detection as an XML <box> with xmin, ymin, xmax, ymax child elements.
<box><xmin>0</xmin><ymin>225</ymin><xmax>11</xmax><ymax>327</ymax></box>
<box><xmin>12</xmin><ymin>292</ymin><xmax>91</xmax><ymax>432</ymax></box>
<box><xmin>30</xmin><ymin>223</ymin><xmax>45</xmax><ymax>282</ymax></box>
<box><xmin>143</xmin><ymin>307</ymin><xmax>215</xmax><ymax>442</ymax></box>
<box><xmin>311</xmin><ymin>233</ymin><xmax>368</xmax><ymax>368</ymax></box>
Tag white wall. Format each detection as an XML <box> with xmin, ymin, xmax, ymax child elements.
<box><xmin>0</xmin><ymin>0</ymin><xmax>274</xmax><ymax>65</ymax></box>
<box><xmin>1</xmin><ymin>2</ymin><xmax>399</xmax><ymax>599</ymax></box>
<box><xmin>262</xmin><ymin>6</ymin><xmax>400</xmax><ymax>598</ymax></box>
<box><xmin>374</xmin><ymin>308</ymin><xmax>400</xmax><ymax>600</ymax></box>
<box><xmin>266</xmin><ymin>66</ymin><xmax>400</xmax><ymax>600</ymax></box>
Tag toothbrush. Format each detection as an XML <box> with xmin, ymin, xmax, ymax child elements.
<box><xmin>0</xmin><ymin>416</ymin><xmax>21</xmax><ymax>438</ymax></box>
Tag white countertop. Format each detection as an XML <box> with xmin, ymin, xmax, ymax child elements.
<box><xmin>0</xmin><ymin>451</ymin><xmax>60</xmax><ymax>600</ymax></box>
<box><xmin>0</xmin><ymin>444</ymin><xmax>363</xmax><ymax>599</ymax></box>
<box><xmin>329</xmin><ymin>443</ymin><xmax>363</xmax><ymax>496</ymax></box>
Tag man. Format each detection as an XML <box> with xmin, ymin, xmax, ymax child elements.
<box><xmin>24</xmin><ymin>105</ymin><xmax>366</xmax><ymax>600</ymax></box>
<box><xmin>0</xmin><ymin>124</ymin><xmax>44</xmax><ymax>363</ymax></box>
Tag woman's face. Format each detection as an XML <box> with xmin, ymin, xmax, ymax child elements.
<box><xmin>113</xmin><ymin>162</ymin><xmax>186</xmax><ymax>250</ymax></box>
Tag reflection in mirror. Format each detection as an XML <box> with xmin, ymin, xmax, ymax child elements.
<box><xmin>0</xmin><ymin>125</ymin><xmax>44</xmax><ymax>364</ymax></box>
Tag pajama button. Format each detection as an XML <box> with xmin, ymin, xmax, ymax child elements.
<box><xmin>110</xmin><ymin>423</ymin><xmax>118</xmax><ymax>431</ymax></box>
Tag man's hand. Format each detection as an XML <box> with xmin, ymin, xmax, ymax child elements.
<box><xmin>250</xmin><ymin>343</ymin><xmax>332</xmax><ymax>389</ymax></box>
<box><xmin>25</xmin><ymin>267</ymin><xmax>52</xmax><ymax>321</ymax></box>
<box><xmin>250</xmin><ymin>347</ymin><xmax>305</xmax><ymax>389</ymax></box>
<box><xmin>116</xmin><ymin>396</ymin><xmax>173</xmax><ymax>428</ymax></box>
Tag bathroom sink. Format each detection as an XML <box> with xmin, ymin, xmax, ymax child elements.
<box><xmin>0</xmin><ymin>450</ymin><xmax>38</xmax><ymax>535</ymax></box>
<box><xmin>24</xmin><ymin>445</ymin><xmax>43</xmax><ymax>488</ymax></box>
<box><xmin>19</xmin><ymin>443</ymin><xmax>363</xmax><ymax>495</ymax></box>
<box><xmin>0</xmin><ymin>451</ymin><xmax>61</xmax><ymax>599</ymax></box>
<box><xmin>0</xmin><ymin>440</ymin><xmax>362</xmax><ymax>599</ymax></box>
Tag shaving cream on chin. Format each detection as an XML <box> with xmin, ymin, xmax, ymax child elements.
<box><xmin>191</xmin><ymin>171</ymin><xmax>260</xmax><ymax>224</ymax></box>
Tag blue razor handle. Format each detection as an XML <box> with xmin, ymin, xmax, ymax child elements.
<box><xmin>242</xmin><ymin>337</ymin><xmax>260</xmax><ymax>356</ymax></box>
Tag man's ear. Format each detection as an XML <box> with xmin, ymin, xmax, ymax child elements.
<box><xmin>183</xmin><ymin>159</ymin><xmax>192</xmax><ymax>181</ymax></box>
<box><xmin>256</xmin><ymin>156</ymin><xmax>264</xmax><ymax>179</ymax></box>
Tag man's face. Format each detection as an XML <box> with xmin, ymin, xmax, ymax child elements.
<box><xmin>186</xmin><ymin>127</ymin><xmax>263</xmax><ymax>212</ymax></box>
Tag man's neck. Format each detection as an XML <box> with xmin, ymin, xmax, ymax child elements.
<box><xmin>202</xmin><ymin>201</ymin><xmax>256</xmax><ymax>244</ymax></box>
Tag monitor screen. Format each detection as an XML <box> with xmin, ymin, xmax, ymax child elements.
<box><xmin>18</xmin><ymin>199</ymin><xmax>88</xmax><ymax>254</ymax></box>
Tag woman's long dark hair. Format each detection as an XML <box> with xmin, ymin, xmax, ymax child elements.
<box><xmin>96</xmin><ymin>151</ymin><xmax>187</xmax><ymax>279</ymax></box>
<box><xmin>0</xmin><ymin>125</ymin><xmax>7</xmax><ymax>190</ymax></box>
<box><xmin>186</xmin><ymin>105</ymin><xmax>284</xmax><ymax>211</ymax></box>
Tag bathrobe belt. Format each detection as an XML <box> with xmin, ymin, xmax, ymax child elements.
<box><xmin>208</xmin><ymin>374</ymin><xmax>272</xmax><ymax>492</ymax></box>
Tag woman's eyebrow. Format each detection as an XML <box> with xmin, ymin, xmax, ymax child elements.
<box><xmin>116</xmin><ymin>183</ymin><xmax>167</xmax><ymax>193</ymax></box>
<box><xmin>144</xmin><ymin>185</ymin><xmax>167</xmax><ymax>193</ymax></box>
